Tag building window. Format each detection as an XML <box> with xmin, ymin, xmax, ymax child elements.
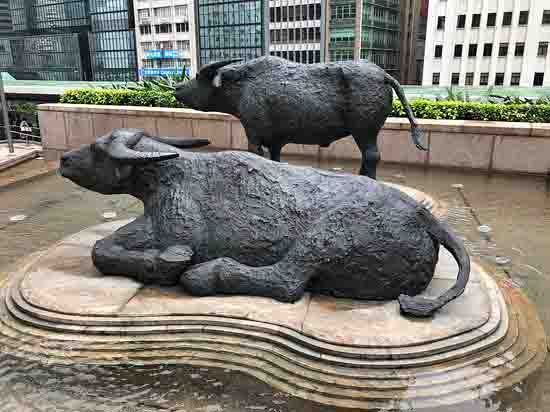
<box><xmin>139</xmin><ymin>24</ymin><xmax>151</xmax><ymax>35</ymax></box>
<box><xmin>176</xmin><ymin>22</ymin><xmax>189</xmax><ymax>32</ymax></box>
<box><xmin>138</xmin><ymin>8</ymin><xmax>150</xmax><ymax>19</ymax></box>
<box><xmin>498</xmin><ymin>43</ymin><xmax>509</xmax><ymax>57</ymax></box>
<box><xmin>454</xmin><ymin>44</ymin><xmax>463</xmax><ymax>57</ymax></box>
<box><xmin>483</xmin><ymin>43</ymin><xmax>493</xmax><ymax>57</ymax></box>
<box><xmin>480</xmin><ymin>73</ymin><xmax>489</xmax><ymax>85</ymax></box>
<box><xmin>451</xmin><ymin>72</ymin><xmax>460</xmax><ymax>85</ymax></box>
<box><xmin>176</xmin><ymin>40</ymin><xmax>190</xmax><ymax>50</ymax></box>
<box><xmin>502</xmin><ymin>12</ymin><xmax>512</xmax><ymax>26</ymax></box>
<box><xmin>434</xmin><ymin>45</ymin><xmax>443</xmax><ymax>58</ymax></box>
<box><xmin>437</xmin><ymin>16</ymin><xmax>445</xmax><ymax>30</ymax></box>
<box><xmin>432</xmin><ymin>72</ymin><xmax>440</xmax><ymax>85</ymax></box>
<box><xmin>495</xmin><ymin>73</ymin><xmax>505</xmax><ymax>86</ymax></box>
<box><xmin>471</xmin><ymin>14</ymin><xmax>481</xmax><ymax>28</ymax></box>
<box><xmin>457</xmin><ymin>14</ymin><xmax>466</xmax><ymax>29</ymax></box>
<box><xmin>534</xmin><ymin>72</ymin><xmax>545</xmax><ymax>86</ymax></box>
<box><xmin>511</xmin><ymin>72</ymin><xmax>521</xmax><ymax>86</ymax></box>
<box><xmin>155</xmin><ymin>41</ymin><xmax>173</xmax><ymax>49</ymax></box>
<box><xmin>141</xmin><ymin>42</ymin><xmax>153</xmax><ymax>51</ymax></box>
<box><xmin>538</xmin><ymin>42</ymin><xmax>549</xmax><ymax>57</ymax></box>
<box><xmin>175</xmin><ymin>5</ymin><xmax>188</xmax><ymax>19</ymax></box>
<box><xmin>514</xmin><ymin>42</ymin><xmax>525</xmax><ymax>57</ymax></box>
<box><xmin>154</xmin><ymin>7</ymin><xmax>171</xmax><ymax>18</ymax></box>
<box><xmin>543</xmin><ymin>10</ymin><xmax>550</xmax><ymax>25</ymax></box>
<box><xmin>465</xmin><ymin>72</ymin><xmax>474</xmax><ymax>86</ymax></box>
<box><xmin>468</xmin><ymin>44</ymin><xmax>477</xmax><ymax>57</ymax></box>
<box><xmin>487</xmin><ymin>13</ymin><xmax>496</xmax><ymax>27</ymax></box>
<box><xmin>155</xmin><ymin>23</ymin><xmax>172</xmax><ymax>34</ymax></box>
<box><xmin>519</xmin><ymin>10</ymin><xmax>529</xmax><ymax>25</ymax></box>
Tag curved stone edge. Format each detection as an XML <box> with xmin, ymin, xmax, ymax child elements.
<box><xmin>0</xmin><ymin>277</ymin><xmax>545</xmax><ymax>410</ymax></box>
<box><xmin>7</xmin><ymin>268</ymin><xmax>506</xmax><ymax>366</ymax></box>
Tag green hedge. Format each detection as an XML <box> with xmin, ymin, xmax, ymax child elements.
<box><xmin>392</xmin><ymin>99</ymin><xmax>550</xmax><ymax>123</ymax></box>
<box><xmin>59</xmin><ymin>88</ymin><xmax>178</xmax><ymax>108</ymax></box>
<box><xmin>59</xmin><ymin>89</ymin><xmax>550</xmax><ymax>123</ymax></box>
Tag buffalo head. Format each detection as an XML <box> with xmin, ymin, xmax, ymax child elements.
<box><xmin>59</xmin><ymin>128</ymin><xmax>209</xmax><ymax>194</ymax></box>
<box><xmin>175</xmin><ymin>59</ymin><xmax>240</xmax><ymax>112</ymax></box>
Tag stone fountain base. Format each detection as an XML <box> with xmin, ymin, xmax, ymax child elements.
<box><xmin>0</xmin><ymin>186</ymin><xmax>545</xmax><ymax>410</ymax></box>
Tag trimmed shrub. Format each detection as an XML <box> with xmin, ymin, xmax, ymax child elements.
<box><xmin>59</xmin><ymin>88</ymin><xmax>178</xmax><ymax>108</ymax></box>
<box><xmin>392</xmin><ymin>99</ymin><xmax>550</xmax><ymax>123</ymax></box>
<box><xmin>59</xmin><ymin>89</ymin><xmax>550</xmax><ymax>123</ymax></box>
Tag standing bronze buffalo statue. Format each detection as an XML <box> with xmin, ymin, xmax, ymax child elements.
<box><xmin>175</xmin><ymin>56</ymin><xmax>427</xmax><ymax>179</ymax></box>
<box><xmin>59</xmin><ymin>129</ymin><xmax>469</xmax><ymax>317</ymax></box>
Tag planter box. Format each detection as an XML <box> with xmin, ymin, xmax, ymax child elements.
<box><xmin>38</xmin><ymin>104</ymin><xmax>550</xmax><ymax>175</ymax></box>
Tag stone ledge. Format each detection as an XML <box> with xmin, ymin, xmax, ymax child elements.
<box><xmin>40</xmin><ymin>104</ymin><xmax>550</xmax><ymax>138</ymax></box>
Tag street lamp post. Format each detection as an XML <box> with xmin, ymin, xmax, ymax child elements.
<box><xmin>0</xmin><ymin>72</ymin><xmax>12</xmax><ymax>153</ymax></box>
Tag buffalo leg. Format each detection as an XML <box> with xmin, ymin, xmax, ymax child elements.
<box><xmin>353</xmin><ymin>132</ymin><xmax>381</xmax><ymax>179</ymax></box>
<box><xmin>269</xmin><ymin>144</ymin><xmax>283</xmax><ymax>162</ymax></box>
<box><xmin>92</xmin><ymin>216</ymin><xmax>194</xmax><ymax>286</ymax></box>
<box><xmin>181</xmin><ymin>211</ymin><xmax>352</xmax><ymax>302</ymax></box>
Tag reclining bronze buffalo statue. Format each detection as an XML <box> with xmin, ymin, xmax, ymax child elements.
<box><xmin>59</xmin><ymin>129</ymin><xmax>469</xmax><ymax>317</ymax></box>
<box><xmin>175</xmin><ymin>56</ymin><xmax>427</xmax><ymax>180</ymax></box>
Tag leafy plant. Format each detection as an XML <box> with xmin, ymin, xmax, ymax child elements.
<box><xmin>60</xmin><ymin>89</ymin><xmax>550</xmax><ymax>123</ymax></box>
<box><xmin>392</xmin><ymin>99</ymin><xmax>550</xmax><ymax>123</ymax></box>
<box><xmin>103</xmin><ymin>69</ymin><xmax>191</xmax><ymax>93</ymax></box>
<box><xmin>59</xmin><ymin>88</ymin><xmax>179</xmax><ymax>108</ymax></box>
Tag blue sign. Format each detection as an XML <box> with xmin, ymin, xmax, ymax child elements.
<box><xmin>144</xmin><ymin>49</ymin><xmax>163</xmax><ymax>59</ymax></box>
<box><xmin>164</xmin><ymin>50</ymin><xmax>179</xmax><ymax>59</ymax></box>
<box><xmin>139</xmin><ymin>67</ymin><xmax>191</xmax><ymax>77</ymax></box>
<box><xmin>144</xmin><ymin>49</ymin><xmax>179</xmax><ymax>59</ymax></box>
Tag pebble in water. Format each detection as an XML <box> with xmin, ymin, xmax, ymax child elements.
<box><xmin>102</xmin><ymin>211</ymin><xmax>117</xmax><ymax>220</ymax></box>
<box><xmin>478</xmin><ymin>225</ymin><xmax>492</xmax><ymax>234</ymax></box>
<box><xmin>451</xmin><ymin>183</ymin><xmax>464</xmax><ymax>189</ymax></box>
<box><xmin>495</xmin><ymin>256</ymin><xmax>512</xmax><ymax>265</ymax></box>
<box><xmin>9</xmin><ymin>215</ymin><xmax>27</xmax><ymax>222</ymax></box>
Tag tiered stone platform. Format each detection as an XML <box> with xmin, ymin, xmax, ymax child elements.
<box><xmin>0</xmin><ymin>186</ymin><xmax>545</xmax><ymax>410</ymax></box>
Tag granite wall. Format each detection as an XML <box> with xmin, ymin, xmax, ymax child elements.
<box><xmin>38</xmin><ymin>104</ymin><xmax>550</xmax><ymax>175</ymax></box>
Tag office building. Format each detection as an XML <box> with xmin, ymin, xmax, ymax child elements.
<box><xmin>133</xmin><ymin>0</ymin><xmax>196</xmax><ymax>79</ymax></box>
<box><xmin>196</xmin><ymin>0</ymin><xmax>265</xmax><ymax>66</ymax></box>
<box><xmin>1</xmin><ymin>0</ymin><xmax>137</xmax><ymax>81</ymax></box>
<box><xmin>0</xmin><ymin>0</ymin><xmax>11</xmax><ymax>34</ymax></box>
<box><xmin>268</xmin><ymin>0</ymin><xmax>324</xmax><ymax>64</ymax></box>
<box><xmin>327</xmin><ymin>0</ymin><xmax>400</xmax><ymax>77</ymax></box>
<box><xmin>400</xmin><ymin>0</ymin><xmax>427</xmax><ymax>84</ymax></box>
<box><xmin>423</xmin><ymin>1</ymin><xmax>550</xmax><ymax>87</ymax></box>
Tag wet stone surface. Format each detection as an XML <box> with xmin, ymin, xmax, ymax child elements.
<box><xmin>19</xmin><ymin>221</ymin><xmax>492</xmax><ymax>349</ymax></box>
<box><xmin>0</xmin><ymin>158</ymin><xmax>549</xmax><ymax>411</ymax></box>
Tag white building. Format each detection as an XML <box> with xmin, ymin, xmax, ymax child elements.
<box><xmin>422</xmin><ymin>0</ymin><xmax>550</xmax><ymax>87</ymax></box>
<box><xmin>268</xmin><ymin>0</ymin><xmax>324</xmax><ymax>64</ymax></box>
<box><xmin>133</xmin><ymin>0</ymin><xmax>197</xmax><ymax>79</ymax></box>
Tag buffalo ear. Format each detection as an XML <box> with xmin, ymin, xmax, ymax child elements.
<box><xmin>198</xmin><ymin>59</ymin><xmax>241</xmax><ymax>82</ymax></box>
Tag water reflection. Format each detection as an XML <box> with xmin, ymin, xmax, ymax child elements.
<box><xmin>0</xmin><ymin>158</ymin><xmax>548</xmax><ymax>411</ymax></box>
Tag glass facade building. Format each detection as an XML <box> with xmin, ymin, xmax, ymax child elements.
<box><xmin>197</xmin><ymin>0</ymin><xmax>264</xmax><ymax>66</ymax></box>
<box><xmin>329</xmin><ymin>0</ymin><xmax>400</xmax><ymax>76</ymax></box>
<box><xmin>2</xmin><ymin>0</ymin><xmax>137</xmax><ymax>81</ymax></box>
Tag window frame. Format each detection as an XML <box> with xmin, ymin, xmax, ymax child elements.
<box><xmin>454</xmin><ymin>44</ymin><xmax>463</xmax><ymax>58</ymax></box>
<box><xmin>498</xmin><ymin>43</ymin><xmax>509</xmax><ymax>57</ymax></box>
<box><xmin>487</xmin><ymin>12</ymin><xmax>496</xmax><ymax>27</ymax></box>
<box><xmin>451</xmin><ymin>72</ymin><xmax>460</xmax><ymax>85</ymax></box>
<box><xmin>483</xmin><ymin>43</ymin><xmax>493</xmax><ymax>57</ymax></box>
<box><xmin>502</xmin><ymin>11</ymin><xmax>512</xmax><ymax>26</ymax></box>
<box><xmin>456</xmin><ymin>14</ymin><xmax>466</xmax><ymax>29</ymax></box>
<box><xmin>519</xmin><ymin>10</ymin><xmax>529</xmax><ymax>25</ymax></box>
<box><xmin>514</xmin><ymin>42</ymin><xmax>525</xmax><ymax>57</ymax></box>
<box><xmin>471</xmin><ymin>14</ymin><xmax>481</xmax><ymax>28</ymax></box>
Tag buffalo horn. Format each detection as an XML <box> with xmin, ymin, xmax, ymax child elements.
<box><xmin>152</xmin><ymin>136</ymin><xmax>210</xmax><ymax>148</ymax></box>
<box><xmin>198</xmin><ymin>59</ymin><xmax>241</xmax><ymax>81</ymax></box>
<box><xmin>106</xmin><ymin>128</ymin><xmax>179</xmax><ymax>164</ymax></box>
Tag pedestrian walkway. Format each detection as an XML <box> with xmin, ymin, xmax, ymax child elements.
<box><xmin>0</xmin><ymin>143</ymin><xmax>42</xmax><ymax>172</ymax></box>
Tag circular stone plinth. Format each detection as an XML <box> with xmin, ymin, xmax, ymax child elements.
<box><xmin>0</xmin><ymin>186</ymin><xmax>546</xmax><ymax>410</ymax></box>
